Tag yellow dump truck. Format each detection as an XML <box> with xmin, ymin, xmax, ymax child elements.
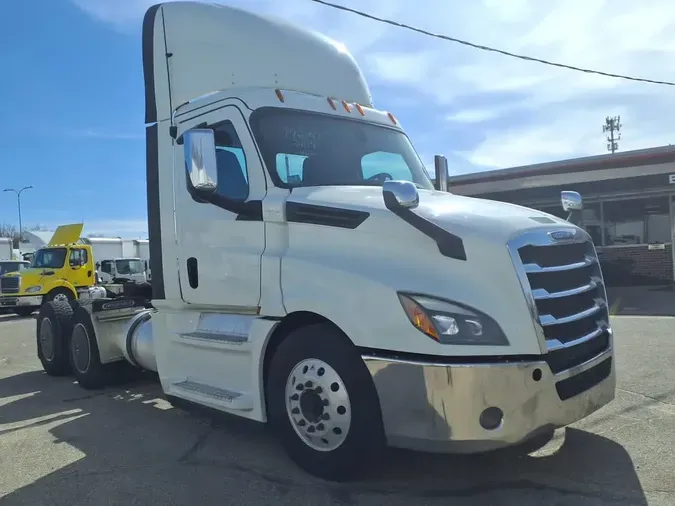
<box><xmin>0</xmin><ymin>224</ymin><xmax>109</xmax><ymax>316</ymax></box>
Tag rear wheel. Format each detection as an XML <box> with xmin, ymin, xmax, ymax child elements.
<box><xmin>36</xmin><ymin>300</ymin><xmax>74</xmax><ymax>376</ymax></box>
<box><xmin>266</xmin><ymin>323</ymin><xmax>385</xmax><ymax>482</ymax></box>
<box><xmin>69</xmin><ymin>302</ymin><xmax>113</xmax><ymax>390</ymax></box>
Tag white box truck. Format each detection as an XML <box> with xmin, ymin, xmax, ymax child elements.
<box><xmin>34</xmin><ymin>1</ymin><xmax>615</xmax><ymax>482</ymax></box>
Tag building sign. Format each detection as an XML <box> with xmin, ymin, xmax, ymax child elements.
<box><xmin>670</xmin><ymin>174</ymin><xmax>675</xmax><ymax>184</ymax></box>
<box><xmin>648</xmin><ymin>244</ymin><xmax>666</xmax><ymax>250</ymax></box>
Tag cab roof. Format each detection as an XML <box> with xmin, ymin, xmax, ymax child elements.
<box><xmin>143</xmin><ymin>1</ymin><xmax>373</xmax><ymax>124</ymax></box>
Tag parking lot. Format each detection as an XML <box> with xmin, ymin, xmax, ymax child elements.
<box><xmin>0</xmin><ymin>314</ymin><xmax>673</xmax><ymax>505</ymax></box>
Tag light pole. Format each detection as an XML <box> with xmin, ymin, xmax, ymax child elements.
<box><xmin>3</xmin><ymin>186</ymin><xmax>33</xmax><ymax>246</ymax></box>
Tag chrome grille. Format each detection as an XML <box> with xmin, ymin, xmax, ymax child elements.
<box><xmin>508</xmin><ymin>228</ymin><xmax>611</xmax><ymax>374</ymax></box>
<box><xmin>0</xmin><ymin>276</ymin><xmax>20</xmax><ymax>294</ymax></box>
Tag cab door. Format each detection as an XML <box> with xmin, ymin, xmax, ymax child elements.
<box><xmin>67</xmin><ymin>247</ymin><xmax>93</xmax><ymax>287</ymax></box>
<box><xmin>173</xmin><ymin>104</ymin><xmax>266</xmax><ymax>310</ymax></box>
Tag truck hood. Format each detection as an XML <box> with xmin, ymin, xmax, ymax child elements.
<box><xmin>288</xmin><ymin>186</ymin><xmax>569</xmax><ymax>242</ymax></box>
<box><xmin>3</xmin><ymin>268</ymin><xmax>50</xmax><ymax>282</ymax></box>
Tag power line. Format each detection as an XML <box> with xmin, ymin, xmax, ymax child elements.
<box><xmin>309</xmin><ymin>0</ymin><xmax>675</xmax><ymax>87</ymax></box>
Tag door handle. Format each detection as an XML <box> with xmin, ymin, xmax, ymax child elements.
<box><xmin>186</xmin><ymin>257</ymin><xmax>199</xmax><ymax>289</ymax></box>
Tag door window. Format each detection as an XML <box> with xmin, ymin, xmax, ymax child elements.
<box><xmin>100</xmin><ymin>260</ymin><xmax>113</xmax><ymax>274</ymax></box>
<box><xmin>69</xmin><ymin>248</ymin><xmax>88</xmax><ymax>266</ymax></box>
<box><xmin>212</xmin><ymin>121</ymin><xmax>249</xmax><ymax>201</ymax></box>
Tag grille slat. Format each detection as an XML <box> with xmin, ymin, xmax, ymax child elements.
<box><xmin>509</xmin><ymin>229</ymin><xmax>612</xmax><ymax>400</ymax></box>
<box><xmin>0</xmin><ymin>276</ymin><xmax>20</xmax><ymax>294</ymax></box>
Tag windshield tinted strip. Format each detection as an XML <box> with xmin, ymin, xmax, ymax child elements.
<box><xmin>286</xmin><ymin>202</ymin><xmax>369</xmax><ymax>229</ymax></box>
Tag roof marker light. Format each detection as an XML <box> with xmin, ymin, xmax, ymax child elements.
<box><xmin>327</xmin><ymin>97</ymin><xmax>337</xmax><ymax>110</ymax></box>
<box><xmin>275</xmin><ymin>89</ymin><xmax>285</xmax><ymax>102</ymax></box>
<box><xmin>341</xmin><ymin>100</ymin><xmax>352</xmax><ymax>113</ymax></box>
<box><xmin>355</xmin><ymin>103</ymin><xmax>365</xmax><ymax>116</ymax></box>
<box><xmin>387</xmin><ymin>112</ymin><xmax>398</xmax><ymax>125</ymax></box>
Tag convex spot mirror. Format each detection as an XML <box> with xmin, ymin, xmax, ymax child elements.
<box><xmin>183</xmin><ymin>129</ymin><xmax>218</xmax><ymax>192</ymax></box>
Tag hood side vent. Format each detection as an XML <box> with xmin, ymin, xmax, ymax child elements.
<box><xmin>285</xmin><ymin>202</ymin><xmax>370</xmax><ymax>229</ymax></box>
<box><xmin>530</xmin><ymin>216</ymin><xmax>556</xmax><ymax>224</ymax></box>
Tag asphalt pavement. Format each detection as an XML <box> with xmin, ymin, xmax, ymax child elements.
<box><xmin>0</xmin><ymin>313</ymin><xmax>673</xmax><ymax>505</ymax></box>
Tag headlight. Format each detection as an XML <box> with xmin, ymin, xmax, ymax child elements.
<box><xmin>25</xmin><ymin>286</ymin><xmax>42</xmax><ymax>293</ymax></box>
<box><xmin>398</xmin><ymin>293</ymin><xmax>509</xmax><ymax>346</ymax></box>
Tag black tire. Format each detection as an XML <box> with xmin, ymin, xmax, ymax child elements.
<box><xmin>36</xmin><ymin>300</ymin><xmax>75</xmax><ymax>376</ymax></box>
<box><xmin>69</xmin><ymin>301</ymin><xmax>114</xmax><ymax>390</ymax></box>
<box><xmin>15</xmin><ymin>307</ymin><xmax>35</xmax><ymax>317</ymax></box>
<box><xmin>266</xmin><ymin>323</ymin><xmax>385</xmax><ymax>482</ymax></box>
<box><xmin>45</xmin><ymin>287</ymin><xmax>75</xmax><ymax>304</ymax></box>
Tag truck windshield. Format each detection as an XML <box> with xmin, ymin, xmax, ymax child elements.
<box><xmin>249</xmin><ymin>107</ymin><xmax>434</xmax><ymax>190</ymax></box>
<box><xmin>115</xmin><ymin>259</ymin><xmax>145</xmax><ymax>275</ymax></box>
<box><xmin>31</xmin><ymin>248</ymin><xmax>67</xmax><ymax>269</ymax></box>
<box><xmin>0</xmin><ymin>262</ymin><xmax>27</xmax><ymax>276</ymax></box>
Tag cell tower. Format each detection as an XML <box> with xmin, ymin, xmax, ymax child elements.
<box><xmin>602</xmin><ymin>116</ymin><xmax>622</xmax><ymax>154</ymax></box>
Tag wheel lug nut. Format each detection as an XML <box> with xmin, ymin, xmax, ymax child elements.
<box><xmin>295</xmin><ymin>384</ymin><xmax>304</xmax><ymax>391</ymax></box>
<box><xmin>304</xmin><ymin>381</ymin><xmax>313</xmax><ymax>388</ymax></box>
<box><xmin>321</xmin><ymin>413</ymin><xmax>330</xmax><ymax>420</ymax></box>
<box><xmin>322</xmin><ymin>399</ymin><xmax>329</xmax><ymax>406</ymax></box>
<box><xmin>307</xmin><ymin>425</ymin><xmax>316</xmax><ymax>433</ymax></box>
<box><xmin>290</xmin><ymin>393</ymin><xmax>299</xmax><ymax>401</ymax></box>
<box><xmin>316</xmin><ymin>423</ymin><xmax>324</xmax><ymax>431</ymax></box>
<box><xmin>315</xmin><ymin>387</ymin><xmax>323</xmax><ymax>394</ymax></box>
<box><xmin>291</xmin><ymin>407</ymin><xmax>300</xmax><ymax>415</ymax></box>
<box><xmin>297</xmin><ymin>419</ymin><xmax>306</xmax><ymax>426</ymax></box>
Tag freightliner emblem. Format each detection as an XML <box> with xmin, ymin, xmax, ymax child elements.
<box><xmin>549</xmin><ymin>229</ymin><xmax>577</xmax><ymax>241</ymax></box>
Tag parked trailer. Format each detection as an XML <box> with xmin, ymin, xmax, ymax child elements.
<box><xmin>35</xmin><ymin>1</ymin><xmax>615</xmax><ymax>482</ymax></box>
<box><xmin>0</xmin><ymin>238</ymin><xmax>12</xmax><ymax>260</ymax></box>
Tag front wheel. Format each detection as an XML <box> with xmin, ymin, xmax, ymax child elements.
<box><xmin>266</xmin><ymin>323</ymin><xmax>385</xmax><ymax>482</ymax></box>
<box><xmin>45</xmin><ymin>287</ymin><xmax>75</xmax><ymax>304</ymax></box>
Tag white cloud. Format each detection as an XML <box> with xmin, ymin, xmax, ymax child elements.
<box><xmin>70</xmin><ymin>0</ymin><xmax>675</xmax><ymax>173</ymax></box>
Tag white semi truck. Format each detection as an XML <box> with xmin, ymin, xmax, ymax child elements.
<box><xmin>34</xmin><ymin>1</ymin><xmax>615</xmax><ymax>481</ymax></box>
<box><xmin>81</xmin><ymin>237</ymin><xmax>149</xmax><ymax>284</ymax></box>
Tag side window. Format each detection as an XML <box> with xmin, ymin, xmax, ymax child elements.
<box><xmin>69</xmin><ymin>248</ymin><xmax>87</xmax><ymax>265</ymax></box>
<box><xmin>212</xmin><ymin>121</ymin><xmax>249</xmax><ymax>201</ymax></box>
<box><xmin>100</xmin><ymin>260</ymin><xmax>112</xmax><ymax>273</ymax></box>
<box><xmin>361</xmin><ymin>151</ymin><xmax>414</xmax><ymax>181</ymax></box>
<box><xmin>275</xmin><ymin>153</ymin><xmax>306</xmax><ymax>185</ymax></box>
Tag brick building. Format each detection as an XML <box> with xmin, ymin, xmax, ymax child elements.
<box><xmin>447</xmin><ymin>145</ymin><xmax>675</xmax><ymax>287</ymax></box>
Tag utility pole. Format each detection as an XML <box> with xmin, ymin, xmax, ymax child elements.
<box><xmin>602</xmin><ymin>116</ymin><xmax>622</xmax><ymax>154</ymax></box>
<box><xmin>3</xmin><ymin>186</ymin><xmax>33</xmax><ymax>246</ymax></box>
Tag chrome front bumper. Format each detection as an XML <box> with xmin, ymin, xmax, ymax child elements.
<box><xmin>0</xmin><ymin>295</ymin><xmax>42</xmax><ymax>308</ymax></box>
<box><xmin>362</xmin><ymin>340</ymin><xmax>615</xmax><ymax>453</ymax></box>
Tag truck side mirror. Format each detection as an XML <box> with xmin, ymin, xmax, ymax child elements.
<box><xmin>561</xmin><ymin>190</ymin><xmax>583</xmax><ymax>224</ymax></box>
<box><xmin>383</xmin><ymin>180</ymin><xmax>419</xmax><ymax>209</ymax></box>
<box><xmin>434</xmin><ymin>155</ymin><xmax>448</xmax><ymax>192</ymax></box>
<box><xmin>183</xmin><ymin>129</ymin><xmax>218</xmax><ymax>192</ymax></box>
<box><xmin>561</xmin><ymin>190</ymin><xmax>583</xmax><ymax>212</ymax></box>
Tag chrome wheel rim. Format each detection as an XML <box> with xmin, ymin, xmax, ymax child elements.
<box><xmin>71</xmin><ymin>323</ymin><xmax>91</xmax><ymax>374</ymax></box>
<box><xmin>39</xmin><ymin>318</ymin><xmax>55</xmax><ymax>362</ymax></box>
<box><xmin>285</xmin><ymin>358</ymin><xmax>351</xmax><ymax>452</ymax></box>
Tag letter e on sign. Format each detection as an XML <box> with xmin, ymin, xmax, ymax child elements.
<box><xmin>670</xmin><ymin>174</ymin><xmax>675</xmax><ymax>184</ymax></box>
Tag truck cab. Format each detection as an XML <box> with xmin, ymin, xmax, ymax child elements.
<box><xmin>33</xmin><ymin>1</ymin><xmax>615</xmax><ymax>482</ymax></box>
<box><xmin>0</xmin><ymin>223</ymin><xmax>102</xmax><ymax>315</ymax></box>
<box><xmin>96</xmin><ymin>258</ymin><xmax>148</xmax><ymax>284</ymax></box>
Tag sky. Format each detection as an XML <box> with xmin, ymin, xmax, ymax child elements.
<box><xmin>2</xmin><ymin>0</ymin><xmax>675</xmax><ymax>238</ymax></box>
